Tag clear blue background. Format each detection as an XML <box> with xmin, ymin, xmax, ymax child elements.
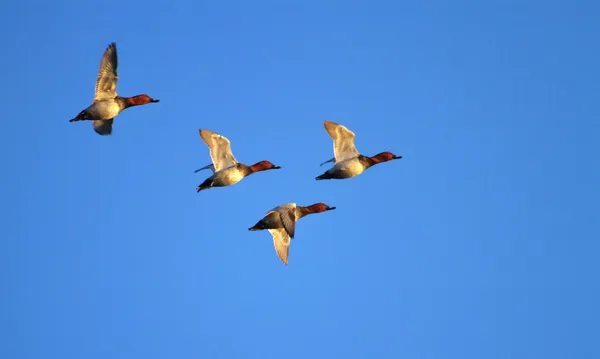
<box><xmin>1</xmin><ymin>1</ymin><xmax>598</xmax><ymax>358</ymax></box>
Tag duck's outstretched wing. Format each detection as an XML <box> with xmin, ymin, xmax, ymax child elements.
<box><xmin>94</xmin><ymin>43</ymin><xmax>119</xmax><ymax>102</ymax></box>
<box><xmin>268</xmin><ymin>228</ymin><xmax>291</xmax><ymax>265</ymax></box>
<box><xmin>199</xmin><ymin>129</ymin><xmax>238</xmax><ymax>172</ymax></box>
<box><xmin>194</xmin><ymin>164</ymin><xmax>215</xmax><ymax>173</ymax></box>
<box><xmin>319</xmin><ymin>157</ymin><xmax>335</xmax><ymax>166</ymax></box>
<box><xmin>93</xmin><ymin>118</ymin><xmax>113</xmax><ymax>135</ymax></box>
<box><xmin>269</xmin><ymin>204</ymin><xmax>297</xmax><ymax>238</ymax></box>
<box><xmin>324</xmin><ymin>120</ymin><xmax>359</xmax><ymax>164</ymax></box>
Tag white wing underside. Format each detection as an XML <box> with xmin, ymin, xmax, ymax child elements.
<box><xmin>94</xmin><ymin>43</ymin><xmax>119</xmax><ymax>102</ymax></box>
<box><xmin>324</xmin><ymin>121</ymin><xmax>360</xmax><ymax>165</ymax></box>
<box><xmin>269</xmin><ymin>228</ymin><xmax>291</xmax><ymax>265</ymax></box>
<box><xmin>199</xmin><ymin>130</ymin><xmax>239</xmax><ymax>172</ymax></box>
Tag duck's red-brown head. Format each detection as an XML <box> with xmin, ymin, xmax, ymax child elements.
<box><xmin>249</xmin><ymin>160</ymin><xmax>281</xmax><ymax>173</ymax></box>
<box><xmin>126</xmin><ymin>94</ymin><xmax>160</xmax><ymax>106</ymax></box>
<box><xmin>369</xmin><ymin>151</ymin><xmax>402</xmax><ymax>164</ymax></box>
<box><xmin>303</xmin><ymin>203</ymin><xmax>336</xmax><ymax>214</ymax></box>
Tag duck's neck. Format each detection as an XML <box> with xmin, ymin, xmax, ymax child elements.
<box><xmin>369</xmin><ymin>156</ymin><xmax>385</xmax><ymax>165</ymax></box>
<box><xmin>358</xmin><ymin>155</ymin><xmax>377</xmax><ymax>169</ymax></box>
<box><xmin>248</xmin><ymin>162</ymin><xmax>273</xmax><ymax>174</ymax></box>
<box><xmin>363</xmin><ymin>153</ymin><xmax>390</xmax><ymax>167</ymax></box>
<box><xmin>122</xmin><ymin>95</ymin><xmax>151</xmax><ymax>109</ymax></box>
<box><xmin>238</xmin><ymin>163</ymin><xmax>261</xmax><ymax>177</ymax></box>
<box><xmin>297</xmin><ymin>204</ymin><xmax>322</xmax><ymax>218</ymax></box>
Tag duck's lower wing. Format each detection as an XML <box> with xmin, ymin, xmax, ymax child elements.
<box><xmin>319</xmin><ymin>157</ymin><xmax>336</xmax><ymax>166</ymax></box>
<box><xmin>269</xmin><ymin>228</ymin><xmax>291</xmax><ymax>265</ymax></box>
<box><xmin>194</xmin><ymin>164</ymin><xmax>215</xmax><ymax>173</ymax></box>
<box><xmin>93</xmin><ymin>119</ymin><xmax>114</xmax><ymax>136</ymax></box>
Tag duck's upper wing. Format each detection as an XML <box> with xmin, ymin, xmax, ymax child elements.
<box><xmin>268</xmin><ymin>228</ymin><xmax>291</xmax><ymax>265</ymax></box>
<box><xmin>269</xmin><ymin>204</ymin><xmax>296</xmax><ymax>239</ymax></box>
<box><xmin>199</xmin><ymin>129</ymin><xmax>238</xmax><ymax>172</ymax></box>
<box><xmin>94</xmin><ymin>43</ymin><xmax>119</xmax><ymax>102</ymax></box>
<box><xmin>324</xmin><ymin>120</ymin><xmax>359</xmax><ymax>164</ymax></box>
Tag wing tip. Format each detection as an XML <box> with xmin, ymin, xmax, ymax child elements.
<box><xmin>199</xmin><ymin>129</ymin><xmax>224</xmax><ymax>148</ymax></box>
<box><xmin>198</xmin><ymin>129</ymin><xmax>211</xmax><ymax>141</ymax></box>
<box><xmin>199</xmin><ymin>128</ymin><xmax>216</xmax><ymax>137</ymax></box>
<box><xmin>324</xmin><ymin>120</ymin><xmax>341</xmax><ymax>137</ymax></box>
<box><xmin>104</xmin><ymin>42</ymin><xmax>117</xmax><ymax>57</ymax></box>
<box><xmin>279</xmin><ymin>252</ymin><xmax>289</xmax><ymax>265</ymax></box>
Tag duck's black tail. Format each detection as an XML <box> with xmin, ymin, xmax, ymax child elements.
<box><xmin>248</xmin><ymin>220</ymin><xmax>266</xmax><ymax>231</ymax></box>
<box><xmin>315</xmin><ymin>172</ymin><xmax>332</xmax><ymax>180</ymax></box>
<box><xmin>196</xmin><ymin>178</ymin><xmax>213</xmax><ymax>193</ymax></box>
<box><xmin>69</xmin><ymin>110</ymin><xmax>88</xmax><ymax>122</ymax></box>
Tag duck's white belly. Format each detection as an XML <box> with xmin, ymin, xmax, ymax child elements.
<box><xmin>332</xmin><ymin>158</ymin><xmax>365</xmax><ymax>178</ymax></box>
<box><xmin>213</xmin><ymin>166</ymin><xmax>245</xmax><ymax>186</ymax></box>
<box><xmin>87</xmin><ymin>100</ymin><xmax>122</xmax><ymax>120</ymax></box>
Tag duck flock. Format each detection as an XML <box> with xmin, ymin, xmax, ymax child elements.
<box><xmin>70</xmin><ymin>42</ymin><xmax>402</xmax><ymax>265</ymax></box>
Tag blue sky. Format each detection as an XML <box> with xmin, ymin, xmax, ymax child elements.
<box><xmin>1</xmin><ymin>1</ymin><xmax>599</xmax><ymax>358</ymax></box>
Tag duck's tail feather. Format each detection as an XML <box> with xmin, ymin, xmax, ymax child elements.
<box><xmin>248</xmin><ymin>221</ymin><xmax>266</xmax><ymax>231</ymax></box>
<box><xmin>69</xmin><ymin>110</ymin><xmax>88</xmax><ymax>122</ymax></box>
<box><xmin>315</xmin><ymin>172</ymin><xmax>332</xmax><ymax>180</ymax></box>
<box><xmin>196</xmin><ymin>178</ymin><xmax>213</xmax><ymax>192</ymax></box>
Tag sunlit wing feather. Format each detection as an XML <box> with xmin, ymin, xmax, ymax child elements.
<box><xmin>269</xmin><ymin>228</ymin><xmax>291</xmax><ymax>265</ymax></box>
<box><xmin>94</xmin><ymin>43</ymin><xmax>119</xmax><ymax>102</ymax></box>
<box><xmin>324</xmin><ymin>120</ymin><xmax>359</xmax><ymax>164</ymax></box>
<box><xmin>199</xmin><ymin>129</ymin><xmax>238</xmax><ymax>172</ymax></box>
